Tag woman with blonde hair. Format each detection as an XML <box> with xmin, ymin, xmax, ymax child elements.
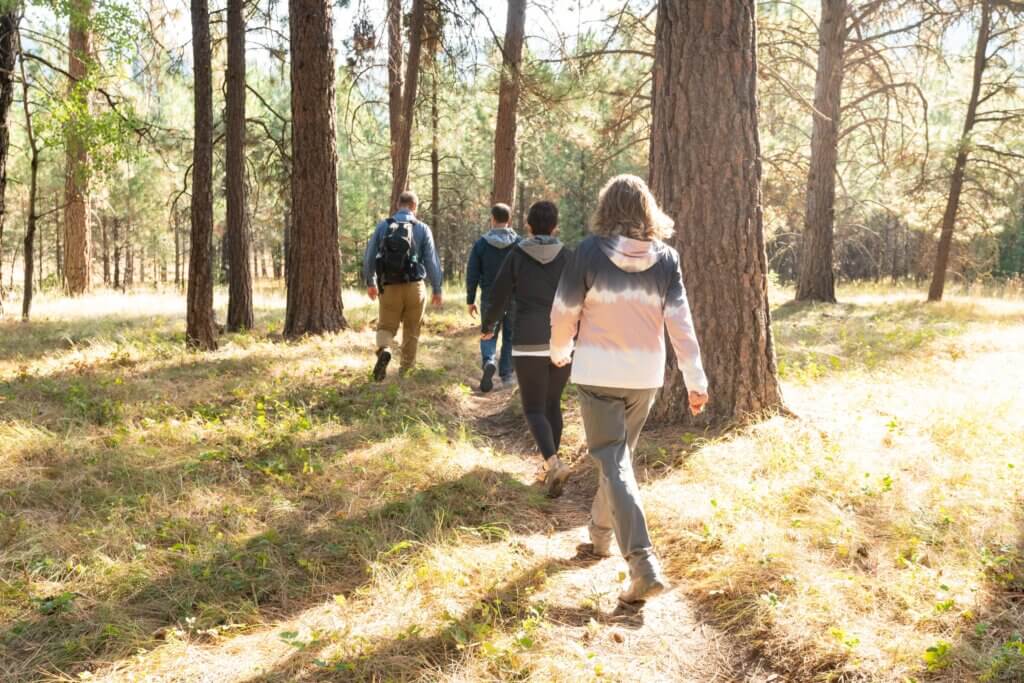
<box><xmin>550</xmin><ymin>174</ymin><xmax>709</xmax><ymax>605</ymax></box>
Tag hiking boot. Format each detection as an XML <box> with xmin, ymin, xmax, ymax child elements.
<box><xmin>544</xmin><ymin>456</ymin><xmax>571</xmax><ymax>498</ymax></box>
<box><xmin>373</xmin><ymin>349</ymin><xmax>391</xmax><ymax>382</ymax></box>
<box><xmin>480</xmin><ymin>361</ymin><xmax>497</xmax><ymax>393</ymax></box>
<box><xmin>577</xmin><ymin>542</ymin><xmax>612</xmax><ymax>559</ymax></box>
<box><xmin>618</xmin><ymin>573</ymin><xmax>669</xmax><ymax>605</ymax></box>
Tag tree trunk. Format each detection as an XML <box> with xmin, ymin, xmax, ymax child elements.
<box><xmin>389</xmin><ymin>0</ymin><xmax>426</xmax><ymax>213</ymax></box>
<box><xmin>648</xmin><ymin>0</ymin><xmax>784</xmax><ymax>424</ymax></box>
<box><xmin>112</xmin><ymin>217</ymin><xmax>121</xmax><ymax>289</ymax></box>
<box><xmin>387</xmin><ymin>0</ymin><xmax>403</xmax><ymax>189</ymax></box>
<box><xmin>64</xmin><ymin>0</ymin><xmax>92</xmax><ymax>295</ymax></box>
<box><xmin>19</xmin><ymin>52</ymin><xmax>38</xmax><ymax>321</ymax></box>
<box><xmin>173</xmin><ymin>210</ymin><xmax>181</xmax><ymax>286</ymax></box>
<box><xmin>225</xmin><ymin>0</ymin><xmax>253</xmax><ymax>330</ymax></box>
<box><xmin>100</xmin><ymin>215</ymin><xmax>109</xmax><ymax>284</ymax></box>
<box><xmin>55</xmin><ymin>204</ymin><xmax>62</xmax><ymax>283</ymax></box>
<box><xmin>430</xmin><ymin>67</ymin><xmax>441</xmax><ymax>272</ymax></box>
<box><xmin>795</xmin><ymin>0</ymin><xmax>846</xmax><ymax>303</ymax></box>
<box><xmin>928</xmin><ymin>0</ymin><xmax>990</xmax><ymax>302</ymax></box>
<box><xmin>0</xmin><ymin>12</ymin><xmax>18</xmax><ymax>306</ymax></box>
<box><xmin>490</xmin><ymin>0</ymin><xmax>526</xmax><ymax>207</ymax></box>
<box><xmin>186</xmin><ymin>0</ymin><xmax>218</xmax><ymax>349</ymax></box>
<box><xmin>284</xmin><ymin>0</ymin><xmax>346</xmax><ymax>337</ymax></box>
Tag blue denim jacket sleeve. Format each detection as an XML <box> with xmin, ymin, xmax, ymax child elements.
<box><xmin>363</xmin><ymin>220</ymin><xmax>388</xmax><ymax>287</ymax></box>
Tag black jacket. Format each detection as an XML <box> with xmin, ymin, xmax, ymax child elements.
<box><xmin>482</xmin><ymin>237</ymin><xmax>569</xmax><ymax>354</ymax></box>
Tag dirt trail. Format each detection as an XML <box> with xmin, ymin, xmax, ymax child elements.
<box><xmin>92</xmin><ymin>378</ymin><xmax>775</xmax><ymax>682</ymax></box>
<box><xmin>466</xmin><ymin>385</ymin><xmax>777</xmax><ymax>683</ymax></box>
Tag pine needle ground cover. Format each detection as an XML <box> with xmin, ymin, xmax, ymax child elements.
<box><xmin>1</xmin><ymin>284</ymin><xmax>1022</xmax><ymax>682</ymax></box>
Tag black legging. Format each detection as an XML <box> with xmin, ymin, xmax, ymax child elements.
<box><xmin>514</xmin><ymin>356</ymin><xmax>572</xmax><ymax>460</ymax></box>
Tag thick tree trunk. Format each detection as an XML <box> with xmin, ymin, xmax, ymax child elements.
<box><xmin>389</xmin><ymin>0</ymin><xmax>426</xmax><ymax>212</ymax></box>
<box><xmin>490</xmin><ymin>0</ymin><xmax>526</xmax><ymax>207</ymax></box>
<box><xmin>649</xmin><ymin>0</ymin><xmax>783</xmax><ymax>424</ymax></box>
<box><xmin>795</xmin><ymin>0</ymin><xmax>846</xmax><ymax>303</ymax></box>
<box><xmin>0</xmin><ymin>12</ymin><xmax>17</xmax><ymax>306</ymax></box>
<box><xmin>225</xmin><ymin>0</ymin><xmax>253</xmax><ymax>330</ymax></box>
<box><xmin>928</xmin><ymin>1</ymin><xmax>990</xmax><ymax>302</ymax></box>
<box><xmin>186</xmin><ymin>0</ymin><xmax>218</xmax><ymax>349</ymax></box>
<box><xmin>64</xmin><ymin>0</ymin><xmax>92</xmax><ymax>295</ymax></box>
<box><xmin>387</xmin><ymin>0</ymin><xmax>403</xmax><ymax>187</ymax></box>
<box><xmin>284</xmin><ymin>0</ymin><xmax>346</xmax><ymax>337</ymax></box>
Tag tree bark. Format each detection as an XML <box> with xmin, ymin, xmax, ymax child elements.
<box><xmin>100</xmin><ymin>215</ymin><xmax>109</xmax><ymax>284</ymax></box>
<box><xmin>490</xmin><ymin>0</ymin><xmax>526</xmax><ymax>207</ymax></box>
<box><xmin>112</xmin><ymin>217</ymin><xmax>120</xmax><ymax>289</ymax></box>
<box><xmin>430</xmin><ymin>66</ymin><xmax>441</xmax><ymax>271</ymax></box>
<box><xmin>284</xmin><ymin>0</ymin><xmax>346</xmax><ymax>337</ymax></box>
<box><xmin>387</xmin><ymin>0</ymin><xmax>403</xmax><ymax>189</ymax></box>
<box><xmin>795</xmin><ymin>0</ymin><xmax>846</xmax><ymax>303</ymax></box>
<box><xmin>389</xmin><ymin>0</ymin><xmax>426</xmax><ymax>213</ymax></box>
<box><xmin>186</xmin><ymin>0</ymin><xmax>218</xmax><ymax>349</ymax></box>
<box><xmin>225</xmin><ymin>0</ymin><xmax>253</xmax><ymax>330</ymax></box>
<box><xmin>648</xmin><ymin>0</ymin><xmax>784</xmax><ymax>424</ymax></box>
<box><xmin>928</xmin><ymin>0</ymin><xmax>990</xmax><ymax>302</ymax></box>
<box><xmin>0</xmin><ymin>12</ymin><xmax>18</xmax><ymax>306</ymax></box>
<box><xmin>64</xmin><ymin>0</ymin><xmax>92</xmax><ymax>295</ymax></box>
<box><xmin>19</xmin><ymin>50</ymin><xmax>38</xmax><ymax>320</ymax></box>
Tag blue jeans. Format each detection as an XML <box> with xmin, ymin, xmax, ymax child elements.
<box><xmin>481</xmin><ymin>310</ymin><xmax>514</xmax><ymax>379</ymax></box>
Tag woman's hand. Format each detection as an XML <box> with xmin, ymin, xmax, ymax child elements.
<box><xmin>480</xmin><ymin>332</ymin><xmax>495</xmax><ymax>341</ymax></box>
<box><xmin>688</xmin><ymin>391</ymin><xmax>708</xmax><ymax>416</ymax></box>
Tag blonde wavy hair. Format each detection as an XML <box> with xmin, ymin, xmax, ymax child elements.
<box><xmin>591</xmin><ymin>174</ymin><xmax>674</xmax><ymax>241</ymax></box>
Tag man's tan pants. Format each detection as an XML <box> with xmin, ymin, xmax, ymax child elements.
<box><xmin>376</xmin><ymin>281</ymin><xmax>427</xmax><ymax>371</ymax></box>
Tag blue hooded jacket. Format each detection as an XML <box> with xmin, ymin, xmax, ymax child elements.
<box><xmin>466</xmin><ymin>227</ymin><xmax>520</xmax><ymax>305</ymax></box>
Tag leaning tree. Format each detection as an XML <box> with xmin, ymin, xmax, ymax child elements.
<box><xmin>648</xmin><ymin>0</ymin><xmax>784</xmax><ymax>423</ymax></box>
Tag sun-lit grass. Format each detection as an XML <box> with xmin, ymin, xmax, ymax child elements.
<box><xmin>1</xmin><ymin>281</ymin><xmax>1023</xmax><ymax>681</ymax></box>
<box><xmin>646</xmin><ymin>286</ymin><xmax>1024</xmax><ymax>681</ymax></box>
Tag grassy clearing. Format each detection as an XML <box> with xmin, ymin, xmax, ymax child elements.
<box><xmin>648</xmin><ymin>289</ymin><xmax>1024</xmax><ymax>681</ymax></box>
<box><xmin>1</xmin><ymin>283</ymin><xmax>1022</xmax><ymax>681</ymax></box>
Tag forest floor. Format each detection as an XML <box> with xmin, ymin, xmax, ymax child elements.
<box><xmin>1</xmin><ymin>283</ymin><xmax>1023</xmax><ymax>682</ymax></box>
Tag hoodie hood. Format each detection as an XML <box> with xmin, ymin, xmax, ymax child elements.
<box><xmin>483</xmin><ymin>227</ymin><xmax>519</xmax><ymax>249</ymax></box>
<box><xmin>598</xmin><ymin>235</ymin><xmax>663</xmax><ymax>272</ymax></box>
<box><xmin>518</xmin><ymin>235</ymin><xmax>564</xmax><ymax>264</ymax></box>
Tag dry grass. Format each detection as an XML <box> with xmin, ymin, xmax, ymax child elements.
<box><xmin>1</xmin><ymin>283</ymin><xmax>1022</xmax><ymax>682</ymax></box>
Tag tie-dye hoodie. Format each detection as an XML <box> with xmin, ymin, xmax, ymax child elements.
<box><xmin>550</xmin><ymin>235</ymin><xmax>708</xmax><ymax>393</ymax></box>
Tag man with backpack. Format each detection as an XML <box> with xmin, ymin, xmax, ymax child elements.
<box><xmin>467</xmin><ymin>203</ymin><xmax>520</xmax><ymax>392</ymax></box>
<box><xmin>363</xmin><ymin>191</ymin><xmax>443</xmax><ymax>381</ymax></box>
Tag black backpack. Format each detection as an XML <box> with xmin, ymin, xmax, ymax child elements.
<box><xmin>377</xmin><ymin>219</ymin><xmax>419</xmax><ymax>284</ymax></box>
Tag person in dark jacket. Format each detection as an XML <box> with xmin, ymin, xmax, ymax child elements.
<box><xmin>467</xmin><ymin>203</ymin><xmax>520</xmax><ymax>391</ymax></box>
<box><xmin>482</xmin><ymin>201</ymin><xmax>573</xmax><ymax>498</ymax></box>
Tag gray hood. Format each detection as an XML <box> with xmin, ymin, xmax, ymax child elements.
<box><xmin>598</xmin><ymin>235</ymin><xmax>664</xmax><ymax>273</ymax></box>
<box><xmin>483</xmin><ymin>227</ymin><xmax>519</xmax><ymax>249</ymax></box>
<box><xmin>518</xmin><ymin>235</ymin><xmax>564</xmax><ymax>264</ymax></box>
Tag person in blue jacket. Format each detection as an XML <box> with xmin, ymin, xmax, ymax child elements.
<box><xmin>467</xmin><ymin>203</ymin><xmax>520</xmax><ymax>392</ymax></box>
<box><xmin>362</xmin><ymin>191</ymin><xmax>443</xmax><ymax>381</ymax></box>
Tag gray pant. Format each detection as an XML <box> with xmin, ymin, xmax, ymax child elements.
<box><xmin>578</xmin><ymin>384</ymin><xmax>661</xmax><ymax>580</ymax></box>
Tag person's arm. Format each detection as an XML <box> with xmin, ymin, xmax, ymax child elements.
<box><xmin>363</xmin><ymin>221</ymin><xmax>385</xmax><ymax>288</ymax></box>
<box><xmin>466</xmin><ymin>240</ymin><xmax>482</xmax><ymax>306</ymax></box>
<box><xmin>550</xmin><ymin>247</ymin><xmax>587</xmax><ymax>366</ymax></box>
<box><xmin>482</xmin><ymin>250</ymin><xmax>516</xmax><ymax>335</ymax></box>
<box><xmin>664</xmin><ymin>251</ymin><xmax>709</xmax><ymax>396</ymax></box>
<box><xmin>419</xmin><ymin>224</ymin><xmax>443</xmax><ymax>295</ymax></box>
